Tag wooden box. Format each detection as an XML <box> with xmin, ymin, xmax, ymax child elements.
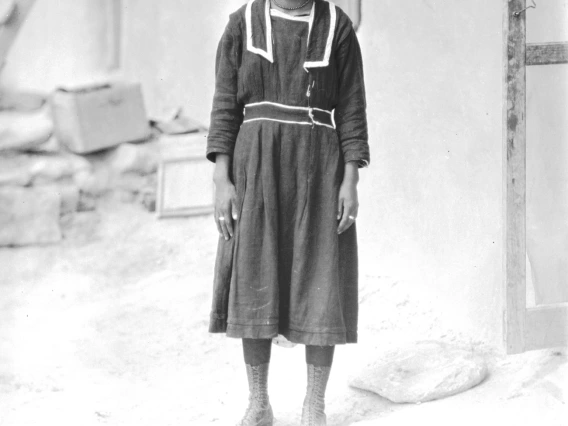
<box><xmin>156</xmin><ymin>132</ymin><xmax>214</xmax><ymax>218</ymax></box>
<box><xmin>51</xmin><ymin>82</ymin><xmax>152</xmax><ymax>154</ymax></box>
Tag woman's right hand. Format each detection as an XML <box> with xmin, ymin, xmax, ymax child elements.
<box><xmin>213</xmin><ymin>154</ymin><xmax>238</xmax><ymax>240</ymax></box>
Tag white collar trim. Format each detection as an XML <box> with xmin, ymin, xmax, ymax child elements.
<box><xmin>304</xmin><ymin>1</ymin><xmax>336</xmax><ymax>69</ymax></box>
<box><xmin>246</xmin><ymin>0</ymin><xmax>274</xmax><ymax>63</ymax></box>
<box><xmin>246</xmin><ymin>0</ymin><xmax>336</xmax><ymax>69</ymax></box>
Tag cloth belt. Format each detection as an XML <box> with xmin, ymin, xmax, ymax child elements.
<box><xmin>243</xmin><ymin>102</ymin><xmax>335</xmax><ymax>129</ymax></box>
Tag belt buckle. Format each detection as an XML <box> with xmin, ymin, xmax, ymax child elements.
<box><xmin>308</xmin><ymin>107</ymin><xmax>315</xmax><ymax>128</ymax></box>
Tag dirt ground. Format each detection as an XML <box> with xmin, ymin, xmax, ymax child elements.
<box><xmin>0</xmin><ymin>199</ymin><xmax>566</xmax><ymax>426</ymax></box>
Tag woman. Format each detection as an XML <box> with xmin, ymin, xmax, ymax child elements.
<box><xmin>206</xmin><ymin>0</ymin><xmax>369</xmax><ymax>424</ymax></box>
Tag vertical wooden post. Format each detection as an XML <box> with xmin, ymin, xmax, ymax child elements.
<box><xmin>106</xmin><ymin>0</ymin><xmax>122</xmax><ymax>70</ymax></box>
<box><xmin>503</xmin><ymin>0</ymin><xmax>527</xmax><ymax>354</ymax></box>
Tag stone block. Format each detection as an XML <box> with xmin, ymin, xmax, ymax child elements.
<box><xmin>0</xmin><ymin>111</ymin><xmax>53</xmax><ymax>152</ymax></box>
<box><xmin>30</xmin><ymin>152</ymin><xmax>92</xmax><ymax>185</ymax></box>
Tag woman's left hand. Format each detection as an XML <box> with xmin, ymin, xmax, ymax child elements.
<box><xmin>337</xmin><ymin>163</ymin><xmax>359</xmax><ymax>234</ymax></box>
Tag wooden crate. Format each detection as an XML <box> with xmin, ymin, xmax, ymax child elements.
<box><xmin>51</xmin><ymin>82</ymin><xmax>152</xmax><ymax>154</ymax></box>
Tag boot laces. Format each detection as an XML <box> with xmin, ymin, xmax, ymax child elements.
<box><xmin>238</xmin><ymin>365</ymin><xmax>270</xmax><ymax>425</ymax></box>
<box><xmin>303</xmin><ymin>366</ymin><xmax>327</xmax><ymax>424</ymax></box>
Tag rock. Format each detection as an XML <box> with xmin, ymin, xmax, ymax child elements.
<box><xmin>0</xmin><ymin>90</ymin><xmax>46</xmax><ymax>112</ymax></box>
<box><xmin>139</xmin><ymin>193</ymin><xmax>156</xmax><ymax>212</ymax></box>
<box><xmin>64</xmin><ymin>152</ymin><xmax>92</xmax><ymax>174</ymax></box>
<box><xmin>111</xmin><ymin>189</ymin><xmax>138</xmax><ymax>203</ymax></box>
<box><xmin>108</xmin><ymin>142</ymin><xmax>158</xmax><ymax>175</ymax></box>
<box><xmin>30</xmin><ymin>155</ymin><xmax>74</xmax><ymax>184</ymax></box>
<box><xmin>55</xmin><ymin>184</ymin><xmax>80</xmax><ymax>215</ymax></box>
<box><xmin>59</xmin><ymin>210</ymin><xmax>100</xmax><ymax>241</ymax></box>
<box><xmin>0</xmin><ymin>153</ymin><xmax>33</xmax><ymax>186</ymax></box>
<box><xmin>77</xmin><ymin>192</ymin><xmax>97</xmax><ymax>212</ymax></box>
<box><xmin>349</xmin><ymin>396</ymin><xmax>566</xmax><ymax>426</ymax></box>
<box><xmin>0</xmin><ymin>110</ymin><xmax>53</xmax><ymax>151</ymax></box>
<box><xmin>0</xmin><ymin>151</ymin><xmax>93</xmax><ymax>189</ymax></box>
<box><xmin>74</xmin><ymin>168</ymin><xmax>109</xmax><ymax>196</ymax></box>
<box><xmin>29</xmin><ymin>152</ymin><xmax>92</xmax><ymax>185</ymax></box>
<box><xmin>0</xmin><ymin>151</ymin><xmax>91</xmax><ymax>186</ymax></box>
<box><xmin>0</xmin><ymin>187</ymin><xmax>62</xmax><ymax>246</ymax></box>
<box><xmin>22</xmin><ymin>135</ymin><xmax>61</xmax><ymax>153</ymax></box>
<box><xmin>348</xmin><ymin>341</ymin><xmax>488</xmax><ymax>404</ymax></box>
<box><xmin>0</xmin><ymin>166</ymin><xmax>32</xmax><ymax>187</ymax></box>
<box><xmin>114</xmin><ymin>172</ymin><xmax>151</xmax><ymax>192</ymax></box>
<box><xmin>138</xmin><ymin>185</ymin><xmax>157</xmax><ymax>212</ymax></box>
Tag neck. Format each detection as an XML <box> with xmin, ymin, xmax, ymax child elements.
<box><xmin>276</xmin><ymin>0</ymin><xmax>304</xmax><ymax>5</ymax></box>
<box><xmin>271</xmin><ymin>0</ymin><xmax>313</xmax><ymax>16</ymax></box>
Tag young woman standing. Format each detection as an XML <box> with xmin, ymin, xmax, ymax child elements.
<box><xmin>206</xmin><ymin>0</ymin><xmax>369</xmax><ymax>424</ymax></box>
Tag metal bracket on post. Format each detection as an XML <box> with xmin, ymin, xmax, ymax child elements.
<box><xmin>514</xmin><ymin>0</ymin><xmax>536</xmax><ymax>17</ymax></box>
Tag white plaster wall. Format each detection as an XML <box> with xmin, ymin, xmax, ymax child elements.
<box><xmin>120</xmin><ymin>0</ymin><xmax>244</xmax><ymax>123</ymax></box>
<box><xmin>356</xmin><ymin>0</ymin><xmax>504</xmax><ymax>347</ymax></box>
<box><xmin>1</xmin><ymin>0</ymin><xmax>109</xmax><ymax>92</ymax></box>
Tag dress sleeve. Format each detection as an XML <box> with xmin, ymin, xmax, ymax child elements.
<box><xmin>206</xmin><ymin>21</ymin><xmax>244</xmax><ymax>163</ymax></box>
<box><xmin>334</xmin><ymin>26</ymin><xmax>370</xmax><ymax>168</ymax></box>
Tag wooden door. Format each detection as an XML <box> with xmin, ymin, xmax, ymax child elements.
<box><xmin>504</xmin><ymin>0</ymin><xmax>568</xmax><ymax>354</ymax></box>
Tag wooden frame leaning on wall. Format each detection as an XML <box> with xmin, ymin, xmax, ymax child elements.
<box><xmin>503</xmin><ymin>0</ymin><xmax>568</xmax><ymax>354</ymax></box>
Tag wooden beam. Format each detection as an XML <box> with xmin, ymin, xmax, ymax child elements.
<box><xmin>503</xmin><ymin>0</ymin><xmax>527</xmax><ymax>355</ymax></box>
<box><xmin>105</xmin><ymin>0</ymin><xmax>122</xmax><ymax>70</ymax></box>
<box><xmin>0</xmin><ymin>0</ymin><xmax>37</xmax><ymax>67</ymax></box>
<box><xmin>525</xmin><ymin>305</ymin><xmax>568</xmax><ymax>351</ymax></box>
<box><xmin>527</xmin><ymin>42</ymin><xmax>568</xmax><ymax>66</ymax></box>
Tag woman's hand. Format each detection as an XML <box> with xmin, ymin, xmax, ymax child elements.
<box><xmin>213</xmin><ymin>154</ymin><xmax>238</xmax><ymax>240</ymax></box>
<box><xmin>337</xmin><ymin>161</ymin><xmax>360</xmax><ymax>235</ymax></box>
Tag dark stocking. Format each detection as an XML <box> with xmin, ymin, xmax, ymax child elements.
<box><xmin>305</xmin><ymin>345</ymin><xmax>335</xmax><ymax>367</ymax></box>
<box><xmin>242</xmin><ymin>338</ymin><xmax>272</xmax><ymax>366</ymax></box>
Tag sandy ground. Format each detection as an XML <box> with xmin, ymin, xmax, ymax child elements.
<box><xmin>0</xmin><ymin>199</ymin><xmax>566</xmax><ymax>426</ymax></box>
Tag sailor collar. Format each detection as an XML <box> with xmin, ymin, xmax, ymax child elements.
<box><xmin>246</xmin><ymin>0</ymin><xmax>337</xmax><ymax>69</ymax></box>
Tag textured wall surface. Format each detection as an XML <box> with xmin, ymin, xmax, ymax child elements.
<box><xmin>355</xmin><ymin>0</ymin><xmax>505</xmax><ymax>346</ymax></box>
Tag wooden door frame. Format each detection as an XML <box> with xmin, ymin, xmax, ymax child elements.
<box><xmin>503</xmin><ymin>0</ymin><xmax>568</xmax><ymax>354</ymax></box>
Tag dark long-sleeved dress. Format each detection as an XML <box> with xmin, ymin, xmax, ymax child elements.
<box><xmin>206</xmin><ymin>0</ymin><xmax>369</xmax><ymax>346</ymax></box>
